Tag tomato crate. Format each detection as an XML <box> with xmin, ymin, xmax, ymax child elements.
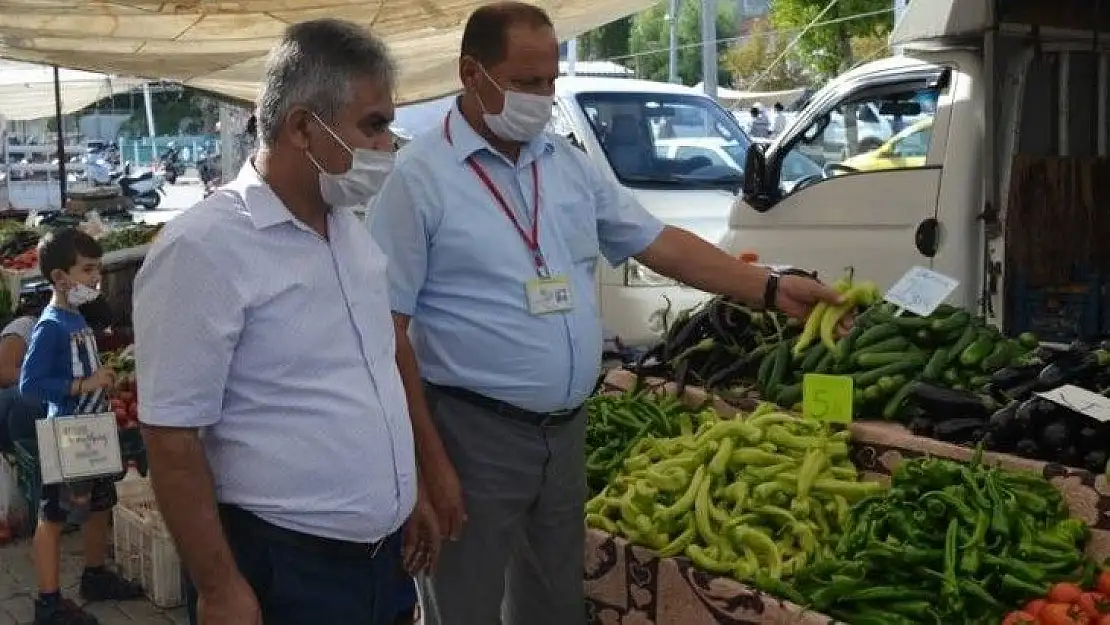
<box><xmin>1009</xmin><ymin>274</ymin><xmax>1102</xmax><ymax>343</ymax></box>
<box><xmin>113</xmin><ymin>477</ymin><xmax>184</xmax><ymax>608</ymax></box>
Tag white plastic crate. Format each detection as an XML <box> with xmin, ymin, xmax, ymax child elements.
<box><xmin>112</xmin><ymin>477</ymin><xmax>184</xmax><ymax>608</ymax></box>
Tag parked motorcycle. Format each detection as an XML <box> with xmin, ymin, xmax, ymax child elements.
<box><xmin>85</xmin><ymin>160</ymin><xmax>163</xmax><ymax>210</ymax></box>
<box><xmin>159</xmin><ymin>145</ymin><xmax>185</xmax><ymax>184</ymax></box>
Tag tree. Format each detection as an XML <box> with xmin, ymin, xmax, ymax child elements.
<box><xmin>768</xmin><ymin>0</ymin><xmax>893</xmax><ymax>79</ymax></box>
<box><xmin>628</xmin><ymin>0</ymin><xmax>737</xmax><ymax>86</ymax></box>
<box><xmin>578</xmin><ymin>17</ymin><xmax>633</xmax><ymax>61</ymax></box>
<box><xmin>723</xmin><ymin>18</ymin><xmax>808</xmax><ymax>90</ymax></box>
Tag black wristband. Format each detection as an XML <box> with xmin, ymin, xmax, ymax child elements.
<box><xmin>763</xmin><ymin>272</ymin><xmax>781</xmax><ymax>312</ymax></box>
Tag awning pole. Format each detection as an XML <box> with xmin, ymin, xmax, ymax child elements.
<box><xmin>53</xmin><ymin>66</ymin><xmax>67</xmax><ymax>209</ymax></box>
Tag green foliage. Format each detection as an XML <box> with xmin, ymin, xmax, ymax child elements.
<box><xmin>579</xmin><ymin>17</ymin><xmax>633</xmax><ymax>61</ymax></box>
<box><xmin>628</xmin><ymin>0</ymin><xmax>737</xmax><ymax>86</ymax></box>
<box><xmin>724</xmin><ymin>18</ymin><xmax>807</xmax><ymax>90</ymax></box>
<box><xmin>769</xmin><ymin>0</ymin><xmax>894</xmax><ymax>78</ymax></box>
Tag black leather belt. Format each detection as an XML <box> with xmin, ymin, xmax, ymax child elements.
<box><xmin>218</xmin><ymin>504</ymin><xmax>388</xmax><ymax>560</ymax></box>
<box><xmin>428</xmin><ymin>384</ymin><xmax>582</xmax><ymax>427</ymax></box>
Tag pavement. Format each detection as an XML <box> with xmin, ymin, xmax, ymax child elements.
<box><xmin>0</xmin><ymin>533</ymin><xmax>187</xmax><ymax>625</ymax></box>
<box><xmin>127</xmin><ymin>171</ymin><xmax>203</xmax><ymax>226</ymax></box>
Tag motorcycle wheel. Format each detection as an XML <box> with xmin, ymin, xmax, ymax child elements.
<box><xmin>165</xmin><ymin>171</ymin><xmax>177</xmax><ymax>185</ymax></box>
<box><xmin>136</xmin><ymin>193</ymin><xmax>161</xmax><ymax>211</ymax></box>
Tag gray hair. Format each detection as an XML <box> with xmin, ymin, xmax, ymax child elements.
<box><xmin>257</xmin><ymin>19</ymin><xmax>396</xmax><ymax>147</ymax></box>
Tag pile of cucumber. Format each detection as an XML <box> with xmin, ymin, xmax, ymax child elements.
<box><xmin>756</xmin><ymin>302</ymin><xmax>1039</xmax><ymax>419</ymax></box>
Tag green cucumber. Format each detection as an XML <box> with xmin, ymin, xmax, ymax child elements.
<box><xmin>856</xmin><ymin>351</ymin><xmax>927</xmax><ymax>370</ymax></box>
<box><xmin>855</xmin><ymin>323</ymin><xmax>902</xmax><ymax>349</ymax></box>
<box><xmin>882</xmin><ymin>380</ymin><xmax>918</xmax><ymax>421</ymax></box>
<box><xmin>800</xmin><ymin>343</ymin><xmax>827</xmax><ymax>372</ymax></box>
<box><xmin>814</xmin><ymin>350</ymin><xmax>837</xmax><ymax>374</ymax></box>
<box><xmin>942</xmin><ymin>369</ymin><xmax>961</xmax><ymax>385</ymax></box>
<box><xmin>922</xmin><ymin>348</ymin><xmax>948</xmax><ymax>381</ymax></box>
<box><xmin>944</xmin><ymin>325</ymin><xmax>979</xmax><ymax>366</ymax></box>
<box><xmin>853</xmin><ymin>336</ymin><xmax>911</xmax><ymax>358</ymax></box>
<box><xmin>863</xmin><ymin>385</ymin><xmax>883</xmax><ymax>402</ymax></box>
<box><xmin>891</xmin><ymin>316</ymin><xmax>932</xmax><ymax>330</ymax></box>
<box><xmin>853</xmin><ymin>361</ymin><xmax>924</xmax><ymax>388</ymax></box>
<box><xmin>757</xmin><ymin>348</ymin><xmax>776</xmax><ymax>389</ymax></box>
<box><xmin>930</xmin><ymin>310</ymin><xmax>970</xmax><ymax>334</ymax></box>
<box><xmin>766</xmin><ymin>340</ymin><xmax>793</xmax><ymax>396</ymax></box>
<box><xmin>980</xmin><ymin>340</ymin><xmax>1016</xmax><ymax>372</ymax></box>
<box><xmin>959</xmin><ymin>335</ymin><xmax>995</xmax><ymax>367</ymax></box>
<box><xmin>1018</xmin><ymin>332</ymin><xmax>1040</xmax><ymax>350</ymax></box>
<box><xmin>776</xmin><ymin>384</ymin><xmax>802</xmax><ymax>407</ymax></box>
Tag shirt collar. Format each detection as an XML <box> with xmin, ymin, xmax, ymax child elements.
<box><xmin>225</xmin><ymin>160</ymin><xmax>296</xmax><ymax>230</ymax></box>
<box><xmin>445</xmin><ymin>98</ymin><xmax>554</xmax><ymax>166</ymax></box>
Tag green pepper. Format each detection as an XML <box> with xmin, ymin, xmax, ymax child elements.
<box><xmin>1000</xmin><ymin>573</ymin><xmax>1049</xmax><ymax>597</ymax></box>
<box><xmin>812</xmin><ymin>478</ymin><xmax>883</xmax><ymax>501</ymax></box>
<box><xmin>730</xmin><ymin>448</ymin><xmax>791</xmax><ymax>467</ymax></box>
<box><xmin>655</xmin><ymin>465</ymin><xmax>705</xmax><ymax>521</ymax></box>
<box><xmin>586</xmin><ymin>513</ymin><xmax>618</xmax><ymax>533</ymax></box>
<box><xmin>692</xmin><ymin>471</ymin><xmax>724</xmax><ymax>547</ymax></box>
<box><xmin>656</xmin><ymin>517</ymin><xmax>697</xmax><ymax>557</ymax></box>
<box><xmin>685</xmin><ymin>544</ymin><xmax>734</xmax><ymax>574</ymax></box>
<box><xmin>707</xmin><ymin>437</ymin><xmax>733</xmax><ymax>476</ymax></box>
<box><xmin>728</xmin><ymin>525</ymin><xmax>783</xmax><ymax>579</ymax></box>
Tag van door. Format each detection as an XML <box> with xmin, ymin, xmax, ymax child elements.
<box><xmin>725</xmin><ymin>69</ymin><xmax>953</xmax><ymax>290</ymax></box>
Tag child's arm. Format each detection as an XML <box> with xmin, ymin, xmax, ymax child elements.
<box><xmin>19</xmin><ymin>319</ymin><xmax>76</xmax><ymax>405</ymax></box>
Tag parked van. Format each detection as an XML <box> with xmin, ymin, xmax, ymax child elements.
<box><xmin>548</xmin><ymin>76</ymin><xmax>823</xmax><ymax>345</ymax></box>
<box><xmin>721</xmin><ymin>0</ymin><xmax>1110</xmax><ymax>339</ymax></box>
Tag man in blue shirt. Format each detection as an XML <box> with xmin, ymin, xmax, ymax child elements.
<box><xmin>369</xmin><ymin>3</ymin><xmax>844</xmax><ymax>623</ymax></box>
<box><xmin>20</xmin><ymin>229</ymin><xmax>144</xmax><ymax>625</ymax></box>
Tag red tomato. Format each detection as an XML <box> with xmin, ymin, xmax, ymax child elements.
<box><xmin>1041</xmin><ymin>602</ymin><xmax>1090</xmax><ymax>625</ymax></box>
<box><xmin>1078</xmin><ymin>592</ymin><xmax>1110</xmax><ymax>617</ymax></box>
<box><xmin>1049</xmin><ymin>583</ymin><xmax>1086</xmax><ymax>605</ymax></box>
<box><xmin>1002</xmin><ymin>611</ymin><xmax>1038</xmax><ymax>625</ymax></box>
<box><xmin>1026</xmin><ymin>599</ymin><xmax>1049</xmax><ymax>617</ymax></box>
<box><xmin>1097</xmin><ymin>615</ymin><xmax>1110</xmax><ymax>625</ymax></box>
<box><xmin>1097</xmin><ymin>571</ymin><xmax>1110</xmax><ymax>597</ymax></box>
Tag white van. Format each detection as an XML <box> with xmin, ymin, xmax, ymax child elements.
<box><xmin>720</xmin><ymin>0</ymin><xmax>1110</xmax><ymax>337</ymax></box>
<box><xmin>548</xmin><ymin>76</ymin><xmax>823</xmax><ymax>345</ymax></box>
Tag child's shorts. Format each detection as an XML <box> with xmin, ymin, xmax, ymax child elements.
<box><xmin>40</xmin><ymin>479</ymin><xmax>117</xmax><ymax>524</ymax></box>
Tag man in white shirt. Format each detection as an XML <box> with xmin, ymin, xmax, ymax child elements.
<box><xmin>134</xmin><ymin>19</ymin><xmax>434</xmax><ymax>625</ymax></box>
<box><xmin>770</xmin><ymin>102</ymin><xmax>788</xmax><ymax>136</ymax></box>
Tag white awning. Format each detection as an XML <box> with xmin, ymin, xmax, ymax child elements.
<box><xmin>889</xmin><ymin>0</ymin><xmax>992</xmax><ymax>47</ymax></box>
<box><xmin>0</xmin><ymin>0</ymin><xmax>654</xmax><ymax>106</ymax></box>
<box><xmin>0</xmin><ymin>61</ymin><xmax>143</xmax><ymax>121</ymax></box>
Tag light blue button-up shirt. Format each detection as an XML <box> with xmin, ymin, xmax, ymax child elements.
<box><xmin>134</xmin><ymin>164</ymin><xmax>416</xmax><ymax>543</ymax></box>
<box><xmin>370</xmin><ymin>101</ymin><xmax>664</xmax><ymax>413</ymax></box>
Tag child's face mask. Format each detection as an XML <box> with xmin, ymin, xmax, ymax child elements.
<box><xmin>66</xmin><ymin>282</ymin><xmax>100</xmax><ymax>307</ymax></box>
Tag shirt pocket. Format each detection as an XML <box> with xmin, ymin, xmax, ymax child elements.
<box><xmin>555</xmin><ymin>203</ymin><xmax>600</xmax><ymax>267</ymax></box>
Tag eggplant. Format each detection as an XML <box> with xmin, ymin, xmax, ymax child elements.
<box><xmin>1062</xmin><ymin>445</ymin><xmax>1083</xmax><ymax>467</ymax></box>
<box><xmin>932</xmin><ymin>417</ymin><xmax>988</xmax><ymax>443</ymax></box>
<box><xmin>908</xmin><ymin>415</ymin><xmax>935</xmax><ymax>437</ymax></box>
<box><xmin>1014</xmin><ymin>438</ymin><xmax>1041</xmax><ymax>459</ymax></box>
<box><xmin>909</xmin><ymin>384</ymin><xmax>995</xmax><ymax>420</ymax></box>
<box><xmin>1039</xmin><ymin>421</ymin><xmax>1071</xmax><ymax>455</ymax></box>
<box><xmin>1083</xmin><ymin>449</ymin><xmax>1109</xmax><ymax>474</ymax></box>
<box><xmin>1035</xmin><ymin>350</ymin><xmax>1110</xmax><ymax>391</ymax></box>
<box><xmin>986</xmin><ymin>403</ymin><xmax>1021</xmax><ymax>444</ymax></box>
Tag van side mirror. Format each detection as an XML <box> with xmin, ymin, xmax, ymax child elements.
<box><xmin>742</xmin><ymin>144</ymin><xmax>775</xmax><ymax>211</ymax></box>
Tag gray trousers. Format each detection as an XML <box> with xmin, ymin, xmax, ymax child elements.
<box><xmin>424</xmin><ymin>385</ymin><xmax>587</xmax><ymax>625</ymax></box>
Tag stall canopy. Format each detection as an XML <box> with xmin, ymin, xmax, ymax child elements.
<box><xmin>0</xmin><ymin>60</ymin><xmax>143</xmax><ymax>121</ymax></box>
<box><xmin>0</xmin><ymin>0</ymin><xmax>654</xmax><ymax>106</ymax></box>
<box><xmin>890</xmin><ymin>0</ymin><xmax>1110</xmax><ymax>47</ymax></box>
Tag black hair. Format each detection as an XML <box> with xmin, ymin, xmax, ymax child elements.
<box><xmin>774</xmin><ymin>102</ymin><xmax>784</xmax><ymax>111</ymax></box>
<box><xmin>461</xmin><ymin>2</ymin><xmax>554</xmax><ymax>66</ymax></box>
<box><xmin>750</xmin><ymin>107</ymin><xmax>760</xmax><ymax>116</ymax></box>
<box><xmin>246</xmin><ymin>114</ymin><xmax>257</xmax><ymax>138</ymax></box>
<box><xmin>37</xmin><ymin>229</ymin><xmax>103</xmax><ymax>285</ymax></box>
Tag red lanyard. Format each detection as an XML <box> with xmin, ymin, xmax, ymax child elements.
<box><xmin>444</xmin><ymin>115</ymin><xmax>545</xmax><ymax>274</ymax></box>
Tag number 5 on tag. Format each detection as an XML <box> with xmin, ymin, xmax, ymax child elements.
<box><xmin>803</xmin><ymin>374</ymin><xmax>854</xmax><ymax>424</ymax></box>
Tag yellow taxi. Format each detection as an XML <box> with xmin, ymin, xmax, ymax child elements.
<box><xmin>838</xmin><ymin>117</ymin><xmax>934</xmax><ymax>173</ymax></box>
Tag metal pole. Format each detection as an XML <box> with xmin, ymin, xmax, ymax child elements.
<box><xmin>668</xmin><ymin>0</ymin><xmax>680</xmax><ymax>83</ymax></box>
<box><xmin>892</xmin><ymin>0</ymin><xmax>909</xmax><ymax>55</ymax></box>
<box><xmin>700</xmin><ymin>0</ymin><xmax>718</xmax><ymax>99</ymax></box>
<box><xmin>53</xmin><ymin>65</ymin><xmax>66</xmax><ymax>209</ymax></box>
<box><xmin>566</xmin><ymin>38</ymin><xmax>578</xmax><ymax>76</ymax></box>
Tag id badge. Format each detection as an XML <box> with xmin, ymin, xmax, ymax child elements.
<box><xmin>525</xmin><ymin>275</ymin><xmax>574</xmax><ymax>315</ymax></box>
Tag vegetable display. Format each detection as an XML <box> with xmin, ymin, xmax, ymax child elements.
<box><xmin>760</xmin><ymin>453</ymin><xmax>1093</xmax><ymax>625</ymax></box>
<box><xmin>585</xmin><ymin>391</ymin><xmax>711</xmax><ymax>496</ymax></box>
<box><xmin>104</xmin><ymin>345</ymin><xmax>138</xmax><ymax>429</ymax></box>
<box><xmin>634</xmin><ymin>295</ymin><xmax>801</xmax><ymax>392</ymax></box>
<box><xmin>0</xmin><ymin>225</ymin><xmax>41</xmax><ymax>271</ymax></box>
<box><xmin>98</xmin><ymin>224</ymin><xmax>161</xmax><ymax>254</ymax></box>
<box><xmin>585</xmin><ymin>402</ymin><xmax>882</xmax><ymax>582</ymax></box>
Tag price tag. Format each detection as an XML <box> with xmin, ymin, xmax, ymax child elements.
<box><xmin>803</xmin><ymin>374</ymin><xmax>854</xmax><ymax>424</ymax></box>
<box><xmin>1036</xmin><ymin>385</ymin><xmax>1110</xmax><ymax>422</ymax></box>
<box><xmin>884</xmin><ymin>266</ymin><xmax>960</xmax><ymax>317</ymax></box>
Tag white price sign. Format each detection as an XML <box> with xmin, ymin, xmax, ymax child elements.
<box><xmin>1036</xmin><ymin>385</ymin><xmax>1110</xmax><ymax>423</ymax></box>
<box><xmin>884</xmin><ymin>266</ymin><xmax>960</xmax><ymax>317</ymax></box>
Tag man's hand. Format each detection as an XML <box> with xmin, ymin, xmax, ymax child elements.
<box><xmin>197</xmin><ymin>577</ymin><xmax>261</xmax><ymax>625</ymax></box>
<box><xmin>776</xmin><ymin>275</ymin><xmax>848</xmax><ymax>323</ymax></box>
<box><xmin>426</xmin><ymin>458</ymin><xmax>467</xmax><ymax>541</ymax></box>
<box><xmin>402</xmin><ymin>489</ymin><xmax>442</xmax><ymax>574</ymax></box>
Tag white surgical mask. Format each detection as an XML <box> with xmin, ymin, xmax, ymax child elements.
<box><xmin>308</xmin><ymin>113</ymin><xmax>394</xmax><ymax>208</ymax></box>
<box><xmin>67</xmin><ymin>283</ymin><xmax>100</xmax><ymax>307</ymax></box>
<box><xmin>477</xmin><ymin>66</ymin><xmax>552</xmax><ymax>142</ymax></box>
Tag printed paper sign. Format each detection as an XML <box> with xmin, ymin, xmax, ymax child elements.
<box><xmin>1037</xmin><ymin>385</ymin><xmax>1110</xmax><ymax>423</ymax></box>
<box><xmin>884</xmin><ymin>266</ymin><xmax>960</xmax><ymax>317</ymax></box>
<box><xmin>36</xmin><ymin>413</ymin><xmax>123</xmax><ymax>484</ymax></box>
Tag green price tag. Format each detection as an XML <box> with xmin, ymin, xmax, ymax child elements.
<box><xmin>802</xmin><ymin>374</ymin><xmax>854</xmax><ymax>424</ymax></box>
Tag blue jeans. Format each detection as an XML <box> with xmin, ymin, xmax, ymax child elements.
<box><xmin>187</xmin><ymin>506</ymin><xmax>403</xmax><ymax>625</ymax></box>
<box><xmin>0</xmin><ymin>386</ymin><xmax>45</xmax><ymax>454</ymax></box>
